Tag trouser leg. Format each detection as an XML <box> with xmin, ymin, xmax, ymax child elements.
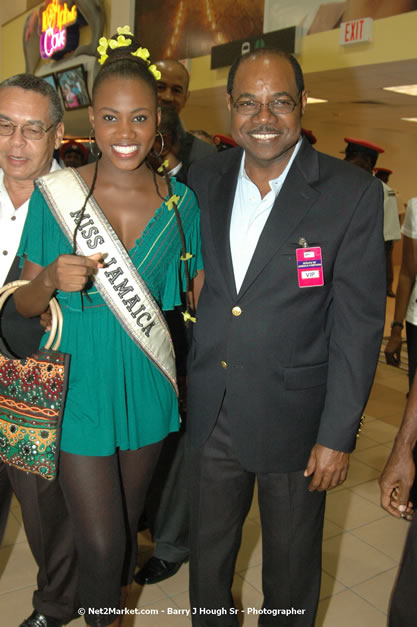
<box><xmin>7</xmin><ymin>465</ymin><xmax>78</xmax><ymax>621</ymax></box>
<box><xmin>257</xmin><ymin>471</ymin><xmax>325</xmax><ymax>626</ymax></box>
<box><xmin>0</xmin><ymin>462</ymin><xmax>12</xmax><ymax>546</ymax></box>
<box><xmin>405</xmin><ymin>323</ymin><xmax>417</xmax><ymax>506</ymax></box>
<box><xmin>389</xmin><ymin>513</ymin><xmax>417</xmax><ymax>627</ymax></box>
<box><xmin>189</xmin><ymin>404</ymin><xmax>255</xmax><ymax>627</ymax></box>
<box><xmin>147</xmin><ymin>429</ymin><xmax>190</xmax><ymax>562</ymax></box>
<box><xmin>385</xmin><ymin>240</ymin><xmax>394</xmax><ymax>293</ymax></box>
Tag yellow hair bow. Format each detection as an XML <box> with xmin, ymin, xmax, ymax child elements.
<box><xmin>131</xmin><ymin>46</ymin><xmax>150</xmax><ymax>62</ymax></box>
<box><xmin>166</xmin><ymin>195</ymin><xmax>180</xmax><ymax>211</ymax></box>
<box><xmin>97</xmin><ymin>28</ymin><xmax>160</xmax><ymax>81</ymax></box>
<box><xmin>157</xmin><ymin>160</ymin><xmax>170</xmax><ymax>173</ymax></box>
<box><xmin>97</xmin><ymin>36</ymin><xmax>109</xmax><ymax>65</ymax></box>
<box><xmin>117</xmin><ymin>25</ymin><xmax>134</xmax><ymax>36</ymax></box>
<box><xmin>182</xmin><ymin>310</ymin><xmax>197</xmax><ymax>323</ymax></box>
<box><xmin>108</xmin><ymin>35</ymin><xmax>132</xmax><ymax>49</ymax></box>
<box><xmin>148</xmin><ymin>64</ymin><xmax>162</xmax><ymax>81</ymax></box>
<box><xmin>180</xmin><ymin>252</ymin><xmax>193</xmax><ymax>261</ymax></box>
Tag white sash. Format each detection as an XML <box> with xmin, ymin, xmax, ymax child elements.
<box><xmin>36</xmin><ymin>168</ymin><xmax>178</xmax><ymax>396</ymax></box>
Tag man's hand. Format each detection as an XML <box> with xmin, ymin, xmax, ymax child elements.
<box><xmin>304</xmin><ymin>444</ymin><xmax>349</xmax><ymax>492</ymax></box>
<box><xmin>379</xmin><ymin>445</ymin><xmax>414</xmax><ymax>520</ymax></box>
<box><xmin>385</xmin><ymin>335</ymin><xmax>402</xmax><ymax>367</ymax></box>
<box><xmin>40</xmin><ymin>307</ymin><xmax>52</xmax><ymax>332</ymax></box>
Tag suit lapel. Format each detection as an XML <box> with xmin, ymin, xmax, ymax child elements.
<box><xmin>208</xmin><ymin>149</ymin><xmax>242</xmax><ymax>298</ymax></box>
<box><xmin>238</xmin><ymin>141</ymin><xmax>320</xmax><ymax>299</ymax></box>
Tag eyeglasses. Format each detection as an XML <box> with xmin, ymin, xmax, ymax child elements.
<box><xmin>230</xmin><ymin>96</ymin><xmax>300</xmax><ymax>116</ymax></box>
<box><xmin>0</xmin><ymin>119</ymin><xmax>54</xmax><ymax>140</ymax></box>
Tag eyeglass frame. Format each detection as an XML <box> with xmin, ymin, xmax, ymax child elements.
<box><xmin>0</xmin><ymin>118</ymin><xmax>55</xmax><ymax>140</ymax></box>
<box><xmin>229</xmin><ymin>93</ymin><xmax>302</xmax><ymax>116</ymax></box>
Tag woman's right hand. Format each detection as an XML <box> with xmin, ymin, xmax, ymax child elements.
<box><xmin>385</xmin><ymin>335</ymin><xmax>402</xmax><ymax>367</ymax></box>
<box><xmin>44</xmin><ymin>253</ymin><xmax>104</xmax><ymax>293</ymax></box>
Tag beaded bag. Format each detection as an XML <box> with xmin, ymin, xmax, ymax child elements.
<box><xmin>0</xmin><ymin>281</ymin><xmax>70</xmax><ymax>480</ymax></box>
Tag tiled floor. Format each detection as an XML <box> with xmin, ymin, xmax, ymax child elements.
<box><xmin>0</xmin><ymin>291</ymin><xmax>412</xmax><ymax>626</ymax></box>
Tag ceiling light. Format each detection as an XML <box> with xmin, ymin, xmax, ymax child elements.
<box><xmin>401</xmin><ymin>117</ymin><xmax>417</xmax><ymax>123</ymax></box>
<box><xmin>384</xmin><ymin>85</ymin><xmax>417</xmax><ymax>96</ymax></box>
<box><xmin>307</xmin><ymin>97</ymin><xmax>328</xmax><ymax>104</ymax></box>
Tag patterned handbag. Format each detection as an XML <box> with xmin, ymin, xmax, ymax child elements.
<box><xmin>0</xmin><ymin>280</ymin><xmax>70</xmax><ymax>480</ymax></box>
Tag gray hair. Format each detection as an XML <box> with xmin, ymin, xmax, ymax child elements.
<box><xmin>0</xmin><ymin>73</ymin><xmax>63</xmax><ymax>126</ymax></box>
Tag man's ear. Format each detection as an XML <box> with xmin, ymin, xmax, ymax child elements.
<box><xmin>54</xmin><ymin>121</ymin><xmax>65</xmax><ymax>149</ymax></box>
<box><xmin>226</xmin><ymin>93</ymin><xmax>232</xmax><ymax>113</ymax></box>
<box><xmin>300</xmin><ymin>90</ymin><xmax>308</xmax><ymax>116</ymax></box>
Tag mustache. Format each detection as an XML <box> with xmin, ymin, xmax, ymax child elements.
<box><xmin>248</xmin><ymin>126</ymin><xmax>280</xmax><ymax>134</ymax></box>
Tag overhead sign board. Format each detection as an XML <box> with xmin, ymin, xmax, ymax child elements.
<box><xmin>340</xmin><ymin>17</ymin><xmax>373</xmax><ymax>46</ymax></box>
<box><xmin>210</xmin><ymin>27</ymin><xmax>297</xmax><ymax>70</ymax></box>
<box><xmin>40</xmin><ymin>0</ymin><xmax>78</xmax><ymax>59</ymax></box>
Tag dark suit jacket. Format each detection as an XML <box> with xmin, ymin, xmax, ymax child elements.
<box><xmin>1</xmin><ymin>256</ymin><xmax>43</xmax><ymax>358</ymax></box>
<box><xmin>187</xmin><ymin>139</ymin><xmax>386</xmax><ymax>473</ymax></box>
<box><xmin>179</xmin><ymin>131</ymin><xmax>216</xmax><ymax>175</ymax></box>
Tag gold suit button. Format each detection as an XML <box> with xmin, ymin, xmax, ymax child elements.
<box><xmin>221</xmin><ymin>361</ymin><xmax>228</xmax><ymax>369</ymax></box>
<box><xmin>232</xmin><ymin>306</ymin><xmax>242</xmax><ymax>317</ymax></box>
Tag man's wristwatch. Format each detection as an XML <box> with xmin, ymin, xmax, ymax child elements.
<box><xmin>391</xmin><ymin>321</ymin><xmax>404</xmax><ymax>330</ymax></box>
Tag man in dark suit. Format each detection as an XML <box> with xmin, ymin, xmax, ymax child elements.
<box><xmin>186</xmin><ymin>49</ymin><xmax>385</xmax><ymax>625</ymax></box>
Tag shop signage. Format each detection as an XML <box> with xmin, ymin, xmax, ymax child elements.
<box><xmin>40</xmin><ymin>0</ymin><xmax>78</xmax><ymax>59</ymax></box>
<box><xmin>210</xmin><ymin>27</ymin><xmax>297</xmax><ymax>70</ymax></box>
<box><xmin>340</xmin><ymin>17</ymin><xmax>373</xmax><ymax>45</ymax></box>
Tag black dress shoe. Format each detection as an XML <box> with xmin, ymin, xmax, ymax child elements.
<box><xmin>134</xmin><ymin>556</ymin><xmax>186</xmax><ymax>585</ymax></box>
<box><xmin>19</xmin><ymin>610</ymin><xmax>63</xmax><ymax>627</ymax></box>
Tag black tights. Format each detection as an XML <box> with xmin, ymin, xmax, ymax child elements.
<box><xmin>59</xmin><ymin>443</ymin><xmax>163</xmax><ymax>626</ymax></box>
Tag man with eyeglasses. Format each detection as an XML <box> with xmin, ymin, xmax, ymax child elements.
<box><xmin>186</xmin><ymin>49</ymin><xmax>385</xmax><ymax>625</ymax></box>
<box><xmin>0</xmin><ymin>73</ymin><xmax>78</xmax><ymax>627</ymax></box>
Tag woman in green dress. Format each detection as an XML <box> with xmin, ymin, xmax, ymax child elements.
<box><xmin>15</xmin><ymin>30</ymin><xmax>203</xmax><ymax>627</ymax></box>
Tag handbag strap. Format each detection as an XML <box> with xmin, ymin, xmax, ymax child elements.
<box><xmin>0</xmin><ymin>280</ymin><xmax>63</xmax><ymax>351</ymax></box>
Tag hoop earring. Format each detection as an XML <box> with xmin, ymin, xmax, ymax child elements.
<box><xmin>88</xmin><ymin>128</ymin><xmax>101</xmax><ymax>159</ymax></box>
<box><xmin>152</xmin><ymin>130</ymin><xmax>165</xmax><ymax>158</ymax></box>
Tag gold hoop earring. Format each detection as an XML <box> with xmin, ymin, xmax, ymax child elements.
<box><xmin>88</xmin><ymin>128</ymin><xmax>101</xmax><ymax>159</ymax></box>
<box><xmin>152</xmin><ymin>130</ymin><xmax>165</xmax><ymax>158</ymax></box>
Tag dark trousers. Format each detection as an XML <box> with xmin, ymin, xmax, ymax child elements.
<box><xmin>385</xmin><ymin>240</ymin><xmax>394</xmax><ymax>293</ymax></box>
<box><xmin>189</xmin><ymin>403</ymin><xmax>325</xmax><ymax>627</ymax></box>
<box><xmin>389</xmin><ymin>513</ymin><xmax>417</xmax><ymax>626</ymax></box>
<box><xmin>405</xmin><ymin>322</ymin><xmax>417</xmax><ymax>505</ymax></box>
<box><xmin>145</xmin><ymin>429</ymin><xmax>190</xmax><ymax>561</ymax></box>
<box><xmin>0</xmin><ymin>462</ymin><xmax>13</xmax><ymax>546</ymax></box>
<box><xmin>0</xmin><ymin>462</ymin><xmax>78</xmax><ymax>621</ymax></box>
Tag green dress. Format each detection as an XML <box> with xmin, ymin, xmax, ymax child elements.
<box><xmin>18</xmin><ymin>176</ymin><xmax>202</xmax><ymax>456</ymax></box>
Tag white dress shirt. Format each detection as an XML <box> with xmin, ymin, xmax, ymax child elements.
<box><xmin>402</xmin><ymin>198</ymin><xmax>417</xmax><ymax>325</ymax></box>
<box><xmin>230</xmin><ymin>140</ymin><xmax>302</xmax><ymax>292</ymax></box>
<box><xmin>0</xmin><ymin>159</ymin><xmax>60</xmax><ymax>286</ymax></box>
<box><xmin>381</xmin><ymin>180</ymin><xmax>401</xmax><ymax>242</ymax></box>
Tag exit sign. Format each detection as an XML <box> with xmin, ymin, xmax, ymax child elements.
<box><xmin>340</xmin><ymin>17</ymin><xmax>373</xmax><ymax>45</ymax></box>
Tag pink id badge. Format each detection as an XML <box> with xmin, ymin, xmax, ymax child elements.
<box><xmin>296</xmin><ymin>246</ymin><xmax>324</xmax><ymax>288</ymax></box>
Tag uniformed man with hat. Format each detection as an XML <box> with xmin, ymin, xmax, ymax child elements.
<box><xmin>344</xmin><ymin>138</ymin><xmax>401</xmax><ymax>296</ymax></box>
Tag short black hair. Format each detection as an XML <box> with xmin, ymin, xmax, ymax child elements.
<box><xmin>227</xmin><ymin>48</ymin><xmax>304</xmax><ymax>96</ymax></box>
<box><xmin>93</xmin><ymin>34</ymin><xmax>158</xmax><ymax>105</ymax></box>
<box><xmin>344</xmin><ymin>150</ymin><xmax>376</xmax><ymax>172</ymax></box>
<box><xmin>0</xmin><ymin>73</ymin><xmax>63</xmax><ymax>126</ymax></box>
<box><xmin>155</xmin><ymin>59</ymin><xmax>190</xmax><ymax>90</ymax></box>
